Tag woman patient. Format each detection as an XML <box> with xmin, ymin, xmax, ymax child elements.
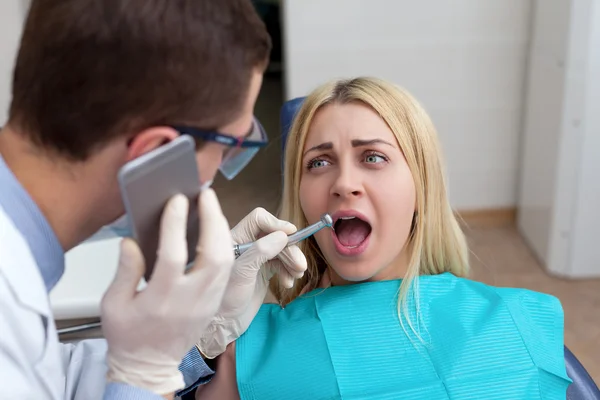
<box><xmin>195</xmin><ymin>77</ymin><xmax>571</xmax><ymax>399</ymax></box>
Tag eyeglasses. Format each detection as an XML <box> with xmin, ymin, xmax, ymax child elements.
<box><xmin>171</xmin><ymin>117</ymin><xmax>268</xmax><ymax>180</ymax></box>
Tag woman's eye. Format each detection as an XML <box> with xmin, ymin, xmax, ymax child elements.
<box><xmin>364</xmin><ymin>153</ymin><xmax>387</xmax><ymax>164</ymax></box>
<box><xmin>307</xmin><ymin>158</ymin><xmax>331</xmax><ymax>169</ymax></box>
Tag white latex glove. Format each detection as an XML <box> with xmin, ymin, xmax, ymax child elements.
<box><xmin>101</xmin><ymin>189</ymin><xmax>234</xmax><ymax>396</ymax></box>
<box><xmin>196</xmin><ymin>207</ymin><xmax>307</xmax><ymax>359</ymax></box>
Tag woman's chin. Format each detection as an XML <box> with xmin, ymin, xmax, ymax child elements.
<box><xmin>326</xmin><ymin>254</ymin><xmax>405</xmax><ymax>285</ymax></box>
<box><xmin>328</xmin><ymin>264</ymin><xmax>379</xmax><ymax>284</ymax></box>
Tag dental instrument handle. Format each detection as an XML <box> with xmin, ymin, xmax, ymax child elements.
<box><xmin>286</xmin><ymin>213</ymin><xmax>333</xmax><ymax>246</ymax></box>
<box><xmin>233</xmin><ymin>213</ymin><xmax>332</xmax><ymax>259</ymax></box>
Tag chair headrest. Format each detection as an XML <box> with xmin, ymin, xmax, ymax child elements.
<box><xmin>564</xmin><ymin>345</ymin><xmax>600</xmax><ymax>399</ymax></box>
<box><xmin>280</xmin><ymin>96</ymin><xmax>306</xmax><ymax>147</ymax></box>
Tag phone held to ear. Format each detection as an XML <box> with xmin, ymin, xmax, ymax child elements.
<box><xmin>118</xmin><ymin>135</ymin><xmax>200</xmax><ymax>282</ymax></box>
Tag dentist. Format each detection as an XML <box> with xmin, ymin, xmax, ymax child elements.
<box><xmin>0</xmin><ymin>1</ymin><xmax>306</xmax><ymax>400</ymax></box>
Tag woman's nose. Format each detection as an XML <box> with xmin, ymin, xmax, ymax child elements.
<box><xmin>330</xmin><ymin>167</ymin><xmax>363</xmax><ymax>198</ymax></box>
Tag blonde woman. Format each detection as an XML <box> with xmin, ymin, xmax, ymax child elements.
<box><xmin>195</xmin><ymin>77</ymin><xmax>571</xmax><ymax>399</ymax></box>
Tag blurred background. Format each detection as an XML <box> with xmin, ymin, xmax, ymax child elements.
<box><xmin>1</xmin><ymin>0</ymin><xmax>598</xmax><ymax>383</ymax></box>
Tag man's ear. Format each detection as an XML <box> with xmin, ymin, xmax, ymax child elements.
<box><xmin>126</xmin><ymin>127</ymin><xmax>179</xmax><ymax>161</ymax></box>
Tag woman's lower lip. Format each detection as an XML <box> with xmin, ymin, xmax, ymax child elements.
<box><xmin>331</xmin><ymin>230</ymin><xmax>370</xmax><ymax>256</ymax></box>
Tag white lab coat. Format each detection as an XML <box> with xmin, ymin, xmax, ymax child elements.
<box><xmin>0</xmin><ymin>206</ymin><xmax>109</xmax><ymax>400</ymax></box>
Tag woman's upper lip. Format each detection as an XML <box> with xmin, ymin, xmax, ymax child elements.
<box><xmin>331</xmin><ymin>210</ymin><xmax>371</xmax><ymax>224</ymax></box>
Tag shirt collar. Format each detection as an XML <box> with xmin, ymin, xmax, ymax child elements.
<box><xmin>0</xmin><ymin>154</ymin><xmax>65</xmax><ymax>292</ymax></box>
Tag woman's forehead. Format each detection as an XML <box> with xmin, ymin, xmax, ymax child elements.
<box><xmin>305</xmin><ymin>102</ymin><xmax>397</xmax><ymax>147</ymax></box>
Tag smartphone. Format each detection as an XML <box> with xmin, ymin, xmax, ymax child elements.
<box><xmin>118</xmin><ymin>135</ymin><xmax>200</xmax><ymax>282</ymax></box>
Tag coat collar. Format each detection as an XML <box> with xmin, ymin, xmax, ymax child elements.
<box><xmin>0</xmin><ymin>154</ymin><xmax>65</xmax><ymax>291</ymax></box>
<box><xmin>0</xmin><ymin>206</ymin><xmax>51</xmax><ymax>317</ymax></box>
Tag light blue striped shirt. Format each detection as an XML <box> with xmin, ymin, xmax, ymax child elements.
<box><xmin>0</xmin><ymin>154</ymin><xmax>212</xmax><ymax>398</ymax></box>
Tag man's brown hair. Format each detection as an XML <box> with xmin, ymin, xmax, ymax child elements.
<box><xmin>8</xmin><ymin>0</ymin><xmax>271</xmax><ymax>161</ymax></box>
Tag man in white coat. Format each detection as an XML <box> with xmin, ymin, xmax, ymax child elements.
<box><xmin>0</xmin><ymin>1</ymin><xmax>306</xmax><ymax>399</ymax></box>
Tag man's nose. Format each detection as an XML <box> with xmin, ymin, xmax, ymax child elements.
<box><xmin>330</xmin><ymin>165</ymin><xmax>363</xmax><ymax>199</ymax></box>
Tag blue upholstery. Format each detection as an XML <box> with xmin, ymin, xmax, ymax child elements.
<box><xmin>277</xmin><ymin>96</ymin><xmax>600</xmax><ymax>400</ymax></box>
<box><xmin>565</xmin><ymin>346</ymin><xmax>600</xmax><ymax>399</ymax></box>
<box><xmin>279</xmin><ymin>96</ymin><xmax>306</xmax><ymax>172</ymax></box>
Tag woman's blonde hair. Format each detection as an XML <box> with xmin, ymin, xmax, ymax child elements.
<box><xmin>272</xmin><ymin>77</ymin><xmax>469</xmax><ymax>334</ymax></box>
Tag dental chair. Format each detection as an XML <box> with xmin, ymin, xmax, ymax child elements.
<box><xmin>278</xmin><ymin>96</ymin><xmax>600</xmax><ymax>400</ymax></box>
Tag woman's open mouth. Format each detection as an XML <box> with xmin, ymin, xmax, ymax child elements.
<box><xmin>331</xmin><ymin>211</ymin><xmax>372</xmax><ymax>256</ymax></box>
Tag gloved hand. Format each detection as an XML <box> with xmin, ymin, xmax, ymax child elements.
<box><xmin>101</xmin><ymin>189</ymin><xmax>234</xmax><ymax>396</ymax></box>
<box><xmin>196</xmin><ymin>207</ymin><xmax>307</xmax><ymax>359</ymax></box>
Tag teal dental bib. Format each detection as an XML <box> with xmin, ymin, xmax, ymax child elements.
<box><xmin>236</xmin><ymin>273</ymin><xmax>571</xmax><ymax>399</ymax></box>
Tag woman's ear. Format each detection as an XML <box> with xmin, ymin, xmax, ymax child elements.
<box><xmin>126</xmin><ymin>127</ymin><xmax>179</xmax><ymax>161</ymax></box>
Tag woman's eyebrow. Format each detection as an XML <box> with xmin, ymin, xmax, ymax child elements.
<box><xmin>302</xmin><ymin>138</ymin><xmax>395</xmax><ymax>157</ymax></box>
<box><xmin>303</xmin><ymin>142</ymin><xmax>333</xmax><ymax>157</ymax></box>
<box><xmin>351</xmin><ymin>139</ymin><xmax>395</xmax><ymax>148</ymax></box>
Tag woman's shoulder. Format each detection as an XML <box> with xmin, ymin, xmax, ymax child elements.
<box><xmin>423</xmin><ymin>272</ymin><xmax>563</xmax><ymax>308</ymax></box>
<box><xmin>424</xmin><ymin>273</ymin><xmax>567</xmax><ymax>373</ymax></box>
<box><xmin>418</xmin><ymin>273</ymin><xmax>563</xmax><ymax>332</ymax></box>
<box><xmin>423</xmin><ymin>273</ymin><xmax>565</xmax><ymax>326</ymax></box>
<box><xmin>444</xmin><ymin>273</ymin><xmax>562</xmax><ymax>308</ymax></box>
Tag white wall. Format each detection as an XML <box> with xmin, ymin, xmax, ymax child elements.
<box><xmin>517</xmin><ymin>0</ymin><xmax>574</xmax><ymax>268</ymax></box>
<box><xmin>571</xmin><ymin>0</ymin><xmax>600</xmax><ymax>277</ymax></box>
<box><xmin>0</xmin><ymin>1</ymin><xmax>29</xmax><ymax>125</ymax></box>
<box><xmin>518</xmin><ymin>0</ymin><xmax>600</xmax><ymax>278</ymax></box>
<box><xmin>282</xmin><ymin>0</ymin><xmax>533</xmax><ymax>210</ymax></box>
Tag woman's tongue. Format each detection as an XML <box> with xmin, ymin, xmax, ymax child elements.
<box><xmin>336</xmin><ymin>219</ymin><xmax>371</xmax><ymax>247</ymax></box>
